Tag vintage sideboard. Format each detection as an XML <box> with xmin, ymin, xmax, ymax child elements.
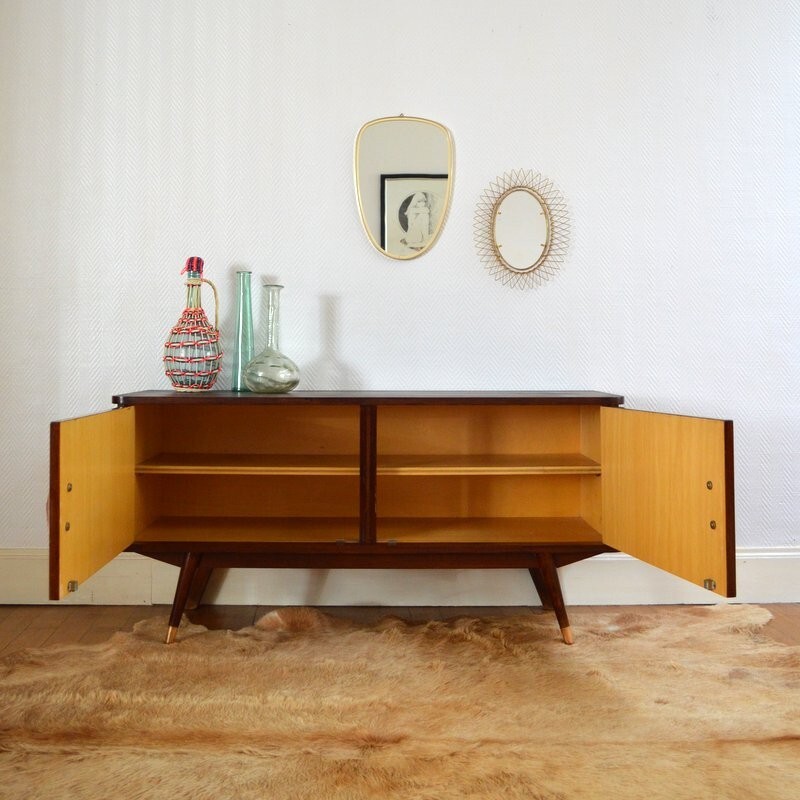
<box><xmin>49</xmin><ymin>390</ymin><xmax>735</xmax><ymax>643</ymax></box>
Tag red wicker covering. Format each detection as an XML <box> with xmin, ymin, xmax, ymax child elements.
<box><xmin>163</xmin><ymin>257</ymin><xmax>223</xmax><ymax>391</ymax></box>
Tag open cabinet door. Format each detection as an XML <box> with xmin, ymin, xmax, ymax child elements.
<box><xmin>49</xmin><ymin>407</ymin><xmax>137</xmax><ymax>599</ymax></box>
<box><xmin>601</xmin><ymin>407</ymin><xmax>735</xmax><ymax>597</ymax></box>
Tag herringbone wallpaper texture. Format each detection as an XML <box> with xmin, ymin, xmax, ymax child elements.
<box><xmin>1</xmin><ymin>1</ymin><xmax>797</xmax><ymax>556</ymax></box>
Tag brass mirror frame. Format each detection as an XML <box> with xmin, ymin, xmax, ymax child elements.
<box><xmin>474</xmin><ymin>170</ymin><xmax>569</xmax><ymax>288</ymax></box>
<box><xmin>354</xmin><ymin>115</ymin><xmax>455</xmax><ymax>261</ymax></box>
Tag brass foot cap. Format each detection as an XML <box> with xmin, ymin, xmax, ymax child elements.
<box><xmin>165</xmin><ymin>625</ymin><xmax>179</xmax><ymax>645</ymax></box>
<box><xmin>561</xmin><ymin>626</ymin><xmax>574</xmax><ymax>645</ymax></box>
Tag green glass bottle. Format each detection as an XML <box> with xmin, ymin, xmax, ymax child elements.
<box><xmin>231</xmin><ymin>270</ymin><xmax>254</xmax><ymax>391</ymax></box>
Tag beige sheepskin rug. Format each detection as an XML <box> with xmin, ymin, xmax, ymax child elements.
<box><xmin>1</xmin><ymin>604</ymin><xmax>798</xmax><ymax>799</ymax></box>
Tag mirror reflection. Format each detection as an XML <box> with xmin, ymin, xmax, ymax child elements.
<box><xmin>493</xmin><ymin>188</ymin><xmax>551</xmax><ymax>272</ymax></box>
<box><xmin>354</xmin><ymin>116</ymin><xmax>454</xmax><ymax>260</ymax></box>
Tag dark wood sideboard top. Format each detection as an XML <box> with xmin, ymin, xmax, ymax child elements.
<box><xmin>112</xmin><ymin>390</ymin><xmax>625</xmax><ymax>407</ymax></box>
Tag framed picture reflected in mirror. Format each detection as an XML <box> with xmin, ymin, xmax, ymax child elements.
<box><xmin>380</xmin><ymin>174</ymin><xmax>448</xmax><ymax>256</ymax></box>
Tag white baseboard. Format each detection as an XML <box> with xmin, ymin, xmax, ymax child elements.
<box><xmin>1</xmin><ymin>548</ymin><xmax>798</xmax><ymax>606</ymax></box>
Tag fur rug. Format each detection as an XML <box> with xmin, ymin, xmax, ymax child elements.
<box><xmin>1</xmin><ymin>605</ymin><xmax>798</xmax><ymax>799</ymax></box>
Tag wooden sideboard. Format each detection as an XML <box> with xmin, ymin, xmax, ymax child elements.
<box><xmin>50</xmin><ymin>390</ymin><xmax>735</xmax><ymax>644</ymax></box>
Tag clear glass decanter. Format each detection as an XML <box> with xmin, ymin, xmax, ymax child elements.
<box><xmin>243</xmin><ymin>283</ymin><xmax>300</xmax><ymax>393</ymax></box>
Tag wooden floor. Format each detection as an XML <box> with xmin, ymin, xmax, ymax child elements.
<box><xmin>0</xmin><ymin>604</ymin><xmax>798</xmax><ymax>657</ymax></box>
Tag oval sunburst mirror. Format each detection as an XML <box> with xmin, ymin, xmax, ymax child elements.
<box><xmin>354</xmin><ymin>116</ymin><xmax>454</xmax><ymax>260</ymax></box>
<box><xmin>474</xmin><ymin>170</ymin><xmax>569</xmax><ymax>288</ymax></box>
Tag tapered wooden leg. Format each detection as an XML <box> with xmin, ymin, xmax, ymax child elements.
<box><xmin>184</xmin><ymin>561</ymin><xmax>214</xmax><ymax>610</ymax></box>
<box><xmin>528</xmin><ymin>568</ymin><xmax>554</xmax><ymax>609</ymax></box>
<box><xmin>538</xmin><ymin>553</ymin><xmax>573</xmax><ymax>645</ymax></box>
<box><xmin>166</xmin><ymin>552</ymin><xmax>201</xmax><ymax>644</ymax></box>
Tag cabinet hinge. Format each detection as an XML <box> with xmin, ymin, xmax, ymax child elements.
<box><xmin>67</xmin><ymin>580</ymin><xmax>79</xmax><ymax>593</ymax></box>
<box><xmin>703</xmin><ymin>578</ymin><xmax>717</xmax><ymax>591</ymax></box>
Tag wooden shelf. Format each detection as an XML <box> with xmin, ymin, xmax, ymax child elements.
<box><xmin>137</xmin><ymin>453</ymin><xmax>359</xmax><ymax>476</ymax></box>
<box><xmin>135</xmin><ymin>453</ymin><xmax>600</xmax><ymax>477</ymax></box>
<box><xmin>133</xmin><ymin>516</ymin><xmax>601</xmax><ymax>546</ymax></box>
<box><xmin>376</xmin><ymin>517</ymin><xmax>602</xmax><ymax>544</ymax></box>
<box><xmin>136</xmin><ymin>516</ymin><xmax>360</xmax><ymax>543</ymax></box>
<box><xmin>377</xmin><ymin>453</ymin><xmax>600</xmax><ymax>476</ymax></box>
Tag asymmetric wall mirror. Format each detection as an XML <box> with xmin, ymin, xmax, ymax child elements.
<box><xmin>474</xmin><ymin>170</ymin><xmax>569</xmax><ymax>289</ymax></box>
<box><xmin>354</xmin><ymin>116</ymin><xmax>454</xmax><ymax>260</ymax></box>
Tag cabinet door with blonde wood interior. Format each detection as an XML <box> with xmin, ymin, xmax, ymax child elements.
<box><xmin>49</xmin><ymin>407</ymin><xmax>137</xmax><ymax>600</ymax></box>
<box><xmin>600</xmin><ymin>407</ymin><xmax>735</xmax><ymax>596</ymax></box>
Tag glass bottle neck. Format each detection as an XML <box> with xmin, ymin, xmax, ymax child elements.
<box><xmin>185</xmin><ymin>271</ymin><xmax>203</xmax><ymax>308</ymax></box>
<box><xmin>263</xmin><ymin>284</ymin><xmax>282</xmax><ymax>351</ymax></box>
<box><xmin>236</xmin><ymin>271</ymin><xmax>253</xmax><ymax>325</ymax></box>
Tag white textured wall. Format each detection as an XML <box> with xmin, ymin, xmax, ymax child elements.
<box><xmin>1</xmin><ymin>1</ymin><xmax>798</xmax><ymax>566</ymax></box>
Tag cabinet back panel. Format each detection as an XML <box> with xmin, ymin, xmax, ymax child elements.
<box><xmin>580</xmin><ymin>407</ymin><xmax>601</xmax><ymax>461</ymax></box>
<box><xmin>155</xmin><ymin>405</ymin><xmax>360</xmax><ymax>455</ymax></box>
<box><xmin>378</xmin><ymin>475</ymin><xmax>584</xmax><ymax>517</ymax></box>
<box><xmin>579</xmin><ymin>408</ymin><xmax>603</xmax><ymax>531</ymax></box>
<box><xmin>131</xmin><ymin>406</ymin><xmax>162</xmax><ymax>531</ymax></box>
<box><xmin>377</xmin><ymin>406</ymin><xmax>583</xmax><ymax>456</ymax></box>
<box><xmin>131</xmin><ymin>405</ymin><xmax>162</xmax><ymax>462</ymax></box>
<box><xmin>141</xmin><ymin>474</ymin><xmax>359</xmax><ymax>518</ymax></box>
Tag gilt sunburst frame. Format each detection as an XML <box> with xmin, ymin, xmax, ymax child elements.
<box><xmin>474</xmin><ymin>169</ymin><xmax>570</xmax><ymax>289</ymax></box>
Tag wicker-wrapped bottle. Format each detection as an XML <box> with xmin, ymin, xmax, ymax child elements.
<box><xmin>163</xmin><ymin>256</ymin><xmax>223</xmax><ymax>391</ymax></box>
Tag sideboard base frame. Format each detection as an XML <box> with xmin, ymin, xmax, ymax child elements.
<box><xmin>129</xmin><ymin>541</ymin><xmax>613</xmax><ymax>644</ymax></box>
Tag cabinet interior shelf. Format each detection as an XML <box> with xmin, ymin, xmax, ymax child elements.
<box><xmin>378</xmin><ymin>516</ymin><xmax>602</xmax><ymax>544</ymax></box>
<box><xmin>137</xmin><ymin>453</ymin><xmax>360</xmax><ymax>476</ymax></box>
<box><xmin>137</xmin><ymin>452</ymin><xmax>601</xmax><ymax>477</ymax></box>
<box><xmin>137</xmin><ymin>516</ymin><xmax>361</xmax><ymax>543</ymax></box>
<box><xmin>379</xmin><ymin>454</ymin><xmax>600</xmax><ymax>475</ymax></box>
<box><xmin>133</xmin><ymin>515</ymin><xmax>602</xmax><ymax>545</ymax></box>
